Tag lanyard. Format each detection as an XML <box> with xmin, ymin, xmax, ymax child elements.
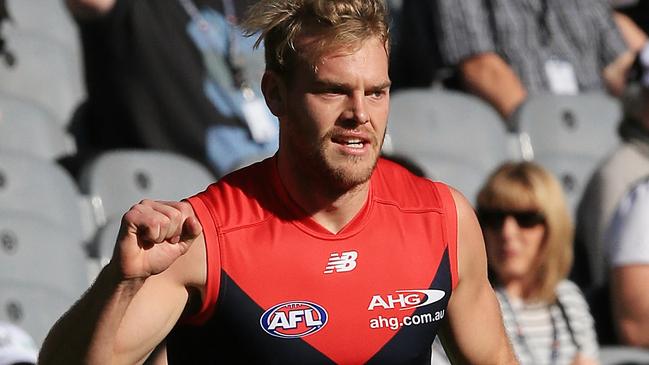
<box><xmin>177</xmin><ymin>0</ymin><xmax>247</xmax><ymax>89</ymax></box>
<box><xmin>499</xmin><ymin>289</ymin><xmax>559</xmax><ymax>365</ymax></box>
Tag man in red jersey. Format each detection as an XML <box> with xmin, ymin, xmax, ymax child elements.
<box><xmin>40</xmin><ymin>1</ymin><xmax>517</xmax><ymax>364</ymax></box>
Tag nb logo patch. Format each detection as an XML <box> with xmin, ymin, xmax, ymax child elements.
<box><xmin>324</xmin><ymin>250</ymin><xmax>358</xmax><ymax>274</ymax></box>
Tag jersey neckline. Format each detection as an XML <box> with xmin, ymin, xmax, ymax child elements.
<box><xmin>269</xmin><ymin>156</ymin><xmax>375</xmax><ymax>240</ymax></box>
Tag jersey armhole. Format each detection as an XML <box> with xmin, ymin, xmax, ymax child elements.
<box><xmin>182</xmin><ymin>195</ymin><xmax>221</xmax><ymax>325</ymax></box>
<box><xmin>434</xmin><ymin>182</ymin><xmax>459</xmax><ymax>290</ymax></box>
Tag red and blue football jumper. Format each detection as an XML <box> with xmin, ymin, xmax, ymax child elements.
<box><xmin>167</xmin><ymin>156</ymin><xmax>459</xmax><ymax>364</ymax></box>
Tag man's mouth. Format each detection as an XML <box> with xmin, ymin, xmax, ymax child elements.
<box><xmin>331</xmin><ymin>135</ymin><xmax>371</xmax><ymax>149</ymax></box>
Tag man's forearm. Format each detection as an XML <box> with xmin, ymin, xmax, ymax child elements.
<box><xmin>460</xmin><ymin>52</ymin><xmax>528</xmax><ymax>120</ymax></box>
<box><xmin>39</xmin><ymin>262</ymin><xmax>144</xmax><ymax>365</ymax></box>
<box><xmin>65</xmin><ymin>0</ymin><xmax>116</xmax><ymax>19</ymax></box>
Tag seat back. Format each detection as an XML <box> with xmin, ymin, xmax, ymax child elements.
<box><xmin>0</xmin><ymin>93</ymin><xmax>76</xmax><ymax>159</ymax></box>
<box><xmin>387</xmin><ymin>89</ymin><xmax>510</xmax><ymax>202</ymax></box>
<box><xmin>79</xmin><ymin>150</ymin><xmax>216</xmax><ymax>221</ymax></box>
<box><xmin>0</xmin><ymin>152</ymin><xmax>95</xmax><ymax>240</ymax></box>
<box><xmin>600</xmin><ymin>345</ymin><xmax>649</xmax><ymax>365</ymax></box>
<box><xmin>5</xmin><ymin>0</ymin><xmax>80</xmax><ymax>57</ymax></box>
<box><xmin>516</xmin><ymin>93</ymin><xmax>622</xmax><ymax>213</ymax></box>
<box><xmin>0</xmin><ymin>213</ymin><xmax>90</xmax><ymax>298</ymax></box>
<box><xmin>0</xmin><ymin>31</ymin><xmax>84</xmax><ymax>124</ymax></box>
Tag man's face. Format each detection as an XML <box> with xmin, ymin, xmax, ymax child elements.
<box><xmin>279</xmin><ymin>37</ymin><xmax>391</xmax><ymax>191</ymax></box>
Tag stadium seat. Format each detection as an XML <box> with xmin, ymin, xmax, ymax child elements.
<box><xmin>0</xmin><ymin>30</ymin><xmax>84</xmax><ymax>125</ymax></box>
<box><xmin>0</xmin><ymin>213</ymin><xmax>89</xmax><ymax>345</ymax></box>
<box><xmin>600</xmin><ymin>345</ymin><xmax>649</xmax><ymax>365</ymax></box>
<box><xmin>386</xmin><ymin>89</ymin><xmax>510</xmax><ymax>203</ymax></box>
<box><xmin>0</xmin><ymin>152</ymin><xmax>97</xmax><ymax>241</ymax></box>
<box><xmin>0</xmin><ymin>213</ymin><xmax>89</xmax><ymax>299</ymax></box>
<box><xmin>89</xmin><ymin>218</ymin><xmax>121</xmax><ymax>275</ymax></box>
<box><xmin>0</xmin><ymin>282</ymin><xmax>78</xmax><ymax>346</ymax></box>
<box><xmin>515</xmin><ymin>93</ymin><xmax>622</xmax><ymax>214</ymax></box>
<box><xmin>79</xmin><ymin>150</ymin><xmax>216</xmax><ymax>221</ymax></box>
<box><xmin>5</xmin><ymin>0</ymin><xmax>80</xmax><ymax>57</ymax></box>
<box><xmin>0</xmin><ymin>93</ymin><xmax>76</xmax><ymax>160</ymax></box>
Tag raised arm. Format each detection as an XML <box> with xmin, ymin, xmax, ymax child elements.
<box><xmin>65</xmin><ymin>0</ymin><xmax>116</xmax><ymax>19</ymax></box>
<box><xmin>39</xmin><ymin>200</ymin><xmax>206</xmax><ymax>365</ymax></box>
<box><xmin>439</xmin><ymin>188</ymin><xmax>517</xmax><ymax>364</ymax></box>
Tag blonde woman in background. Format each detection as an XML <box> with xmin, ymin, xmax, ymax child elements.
<box><xmin>477</xmin><ymin>162</ymin><xmax>599</xmax><ymax>365</ymax></box>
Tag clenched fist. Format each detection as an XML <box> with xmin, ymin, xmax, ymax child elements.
<box><xmin>114</xmin><ymin>200</ymin><xmax>202</xmax><ymax>281</ymax></box>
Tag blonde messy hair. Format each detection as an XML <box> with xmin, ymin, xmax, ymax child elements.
<box><xmin>477</xmin><ymin>161</ymin><xmax>574</xmax><ymax>302</ymax></box>
<box><xmin>241</xmin><ymin>0</ymin><xmax>390</xmax><ymax>78</ymax></box>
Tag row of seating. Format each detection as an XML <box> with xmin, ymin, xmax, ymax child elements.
<box><xmin>0</xmin><ymin>84</ymin><xmax>622</xmax><ymax>214</ymax></box>
<box><xmin>387</xmin><ymin>89</ymin><xmax>621</xmax><ymax>212</ymax></box>
<box><xmin>0</xmin><ymin>0</ymin><xmax>83</xmax><ymax>124</ymax></box>
<box><xmin>0</xmin><ymin>149</ymin><xmax>216</xmax><ymax>344</ymax></box>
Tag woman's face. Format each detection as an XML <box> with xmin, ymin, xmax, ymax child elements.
<box><xmin>481</xmin><ymin>208</ymin><xmax>546</xmax><ymax>285</ymax></box>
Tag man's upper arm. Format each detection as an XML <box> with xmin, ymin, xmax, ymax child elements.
<box><xmin>113</xmin><ymin>231</ymin><xmax>207</xmax><ymax>364</ymax></box>
<box><xmin>439</xmin><ymin>188</ymin><xmax>516</xmax><ymax>365</ymax></box>
<box><xmin>611</xmin><ymin>265</ymin><xmax>649</xmax><ymax>347</ymax></box>
<box><xmin>607</xmin><ymin>181</ymin><xmax>649</xmax><ymax>347</ymax></box>
<box><xmin>592</xmin><ymin>0</ymin><xmax>634</xmax><ymax>95</ymax></box>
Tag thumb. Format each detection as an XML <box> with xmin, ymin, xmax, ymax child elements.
<box><xmin>180</xmin><ymin>216</ymin><xmax>202</xmax><ymax>242</ymax></box>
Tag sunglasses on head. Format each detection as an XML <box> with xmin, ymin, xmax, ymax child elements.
<box><xmin>477</xmin><ymin>209</ymin><xmax>545</xmax><ymax>229</ymax></box>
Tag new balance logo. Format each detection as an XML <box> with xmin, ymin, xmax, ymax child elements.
<box><xmin>324</xmin><ymin>251</ymin><xmax>358</xmax><ymax>274</ymax></box>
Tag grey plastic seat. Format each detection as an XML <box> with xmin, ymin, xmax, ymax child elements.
<box><xmin>0</xmin><ymin>152</ymin><xmax>97</xmax><ymax>241</ymax></box>
<box><xmin>600</xmin><ymin>346</ymin><xmax>649</xmax><ymax>365</ymax></box>
<box><xmin>0</xmin><ymin>282</ymin><xmax>78</xmax><ymax>346</ymax></box>
<box><xmin>0</xmin><ymin>93</ymin><xmax>76</xmax><ymax>160</ymax></box>
<box><xmin>0</xmin><ymin>30</ymin><xmax>84</xmax><ymax>125</ymax></box>
<box><xmin>90</xmin><ymin>218</ymin><xmax>121</xmax><ymax>271</ymax></box>
<box><xmin>79</xmin><ymin>150</ymin><xmax>216</xmax><ymax>221</ymax></box>
<box><xmin>516</xmin><ymin>93</ymin><xmax>622</xmax><ymax>213</ymax></box>
<box><xmin>0</xmin><ymin>213</ymin><xmax>89</xmax><ymax>299</ymax></box>
<box><xmin>0</xmin><ymin>213</ymin><xmax>89</xmax><ymax>345</ymax></box>
<box><xmin>387</xmin><ymin>89</ymin><xmax>510</xmax><ymax>203</ymax></box>
<box><xmin>5</xmin><ymin>0</ymin><xmax>81</xmax><ymax>58</ymax></box>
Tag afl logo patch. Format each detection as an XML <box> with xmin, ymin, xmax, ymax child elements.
<box><xmin>260</xmin><ymin>301</ymin><xmax>328</xmax><ymax>339</ymax></box>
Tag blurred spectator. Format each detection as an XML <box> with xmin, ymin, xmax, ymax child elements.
<box><xmin>582</xmin><ymin>43</ymin><xmax>649</xmax><ymax>348</ymax></box>
<box><xmin>431</xmin><ymin>0</ymin><xmax>634</xmax><ymax>125</ymax></box>
<box><xmin>605</xmin><ymin>176</ymin><xmax>649</xmax><ymax>347</ymax></box>
<box><xmin>477</xmin><ymin>162</ymin><xmax>599</xmax><ymax>365</ymax></box>
<box><xmin>64</xmin><ymin>0</ymin><xmax>278</xmax><ymax>178</ymax></box>
<box><xmin>574</xmin><ymin>43</ymin><xmax>649</xmax><ymax>344</ymax></box>
<box><xmin>0</xmin><ymin>322</ymin><xmax>37</xmax><ymax>365</ymax></box>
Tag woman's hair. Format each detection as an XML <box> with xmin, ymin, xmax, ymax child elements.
<box><xmin>476</xmin><ymin>161</ymin><xmax>574</xmax><ymax>302</ymax></box>
<box><xmin>241</xmin><ymin>0</ymin><xmax>390</xmax><ymax>80</ymax></box>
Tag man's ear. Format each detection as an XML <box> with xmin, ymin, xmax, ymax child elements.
<box><xmin>261</xmin><ymin>71</ymin><xmax>287</xmax><ymax>117</ymax></box>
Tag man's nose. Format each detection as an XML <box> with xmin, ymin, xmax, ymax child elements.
<box><xmin>345</xmin><ymin>92</ymin><xmax>369</xmax><ymax>125</ymax></box>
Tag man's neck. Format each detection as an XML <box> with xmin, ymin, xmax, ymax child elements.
<box><xmin>276</xmin><ymin>155</ymin><xmax>371</xmax><ymax>234</ymax></box>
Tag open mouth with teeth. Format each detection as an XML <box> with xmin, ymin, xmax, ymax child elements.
<box><xmin>343</xmin><ymin>139</ymin><xmax>364</xmax><ymax>149</ymax></box>
<box><xmin>331</xmin><ymin>136</ymin><xmax>370</xmax><ymax>152</ymax></box>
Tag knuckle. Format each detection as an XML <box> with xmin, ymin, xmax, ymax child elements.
<box><xmin>168</xmin><ymin>207</ymin><xmax>182</xmax><ymax>221</ymax></box>
<box><xmin>154</xmin><ymin>214</ymin><xmax>171</xmax><ymax>228</ymax></box>
<box><xmin>122</xmin><ymin>209</ymin><xmax>140</xmax><ymax>223</ymax></box>
<box><xmin>178</xmin><ymin>201</ymin><xmax>195</xmax><ymax>217</ymax></box>
<box><xmin>140</xmin><ymin>199</ymin><xmax>155</xmax><ymax>206</ymax></box>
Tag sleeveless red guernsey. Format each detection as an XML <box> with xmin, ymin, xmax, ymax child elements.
<box><xmin>166</xmin><ymin>157</ymin><xmax>459</xmax><ymax>365</ymax></box>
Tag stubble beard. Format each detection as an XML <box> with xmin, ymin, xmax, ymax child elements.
<box><xmin>295</xmin><ymin>130</ymin><xmax>382</xmax><ymax>195</ymax></box>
